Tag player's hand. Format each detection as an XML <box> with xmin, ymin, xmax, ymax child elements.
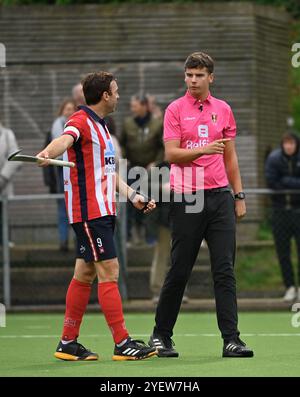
<box><xmin>235</xmin><ymin>199</ymin><xmax>246</xmax><ymax>220</ymax></box>
<box><xmin>201</xmin><ymin>139</ymin><xmax>231</xmax><ymax>155</ymax></box>
<box><xmin>36</xmin><ymin>150</ymin><xmax>51</xmax><ymax>167</ymax></box>
<box><xmin>132</xmin><ymin>193</ymin><xmax>156</xmax><ymax>214</ymax></box>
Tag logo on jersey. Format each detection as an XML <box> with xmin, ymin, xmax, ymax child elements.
<box><xmin>211</xmin><ymin>113</ymin><xmax>218</xmax><ymax>123</ymax></box>
<box><xmin>198</xmin><ymin>125</ymin><xmax>209</xmax><ymax>138</ymax></box>
<box><xmin>104</xmin><ymin>141</ymin><xmax>116</xmax><ymax>175</ymax></box>
<box><xmin>97</xmin><ymin>237</ymin><xmax>104</xmax><ymax>254</ymax></box>
<box><xmin>80</xmin><ymin>245</ymin><xmax>86</xmax><ymax>254</ymax></box>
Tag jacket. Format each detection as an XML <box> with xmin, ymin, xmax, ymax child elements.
<box><xmin>0</xmin><ymin>123</ymin><xmax>20</xmax><ymax>196</ymax></box>
<box><xmin>120</xmin><ymin>113</ymin><xmax>164</xmax><ymax>168</ymax></box>
<box><xmin>265</xmin><ymin>134</ymin><xmax>300</xmax><ymax>208</ymax></box>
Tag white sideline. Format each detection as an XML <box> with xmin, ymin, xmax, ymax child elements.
<box><xmin>1</xmin><ymin>333</ymin><xmax>300</xmax><ymax>339</ymax></box>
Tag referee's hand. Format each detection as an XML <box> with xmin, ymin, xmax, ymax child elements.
<box><xmin>201</xmin><ymin>138</ymin><xmax>231</xmax><ymax>155</ymax></box>
<box><xmin>235</xmin><ymin>199</ymin><xmax>246</xmax><ymax>220</ymax></box>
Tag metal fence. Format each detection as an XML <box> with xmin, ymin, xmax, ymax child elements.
<box><xmin>1</xmin><ymin>189</ymin><xmax>300</xmax><ymax>308</ymax></box>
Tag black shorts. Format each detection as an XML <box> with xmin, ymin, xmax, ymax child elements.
<box><xmin>71</xmin><ymin>216</ymin><xmax>117</xmax><ymax>263</ymax></box>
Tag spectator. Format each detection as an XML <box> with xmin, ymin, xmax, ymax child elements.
<box><xmin>0</xmin><ymin>121</ymin><xmax>20</xmax><ymax>245</ymax></box>
<box><xmin>51</xmin><ymin>98</ymin><xmax>76</xmax><ymax>251</ymax></box>
<box><xmin>147</xmin><ymin>94</ymin><xmax>163</xmax><ymax>120</ymax></box>
<box><xmin>120</xmin><ymin>94</ymin><xmax>164</xmax><ymax>245</ymax></box>
<box><xmin>104</xmin><ymin>115</ymin><xmax>128</xmax><ymax>299</ymax></box>
<box><xmin>72</xmin><ymin>83</ymin><xmax>86</xmax><ymax>107</ymax></box>
<box><xmin>265</xmin><ymin>132</ymin><xmax>300</xmax><ymax>302</ymax></box>
<box><xmin>149</xmin><ymin>161</ymin><xmax>189</xmax><ymax>303</ymax></box>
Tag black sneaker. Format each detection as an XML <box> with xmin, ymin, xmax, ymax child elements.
<box><xmin>112</xmin><ymin>338</ymin><xmax>157</xmax><ymax>361</ymax></box>
<box><xmin>54</xmin><ymin>340</ymin><xmax>99</xmax><ymax>361</ymax></box>
<box><xmin>149</xmin><ymin>334</ymin><xmax>179</xmax><ymax>358</ymax></box>
<box><xmin>223</xmin><ymin>337</ymin><xmax>254</xmax><ymax>358</ymax></box>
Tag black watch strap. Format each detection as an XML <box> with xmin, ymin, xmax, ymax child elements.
<box><xmin>234</xmin><ymin>192</ymin><xmax>246</xmax><ymax>200</ymax></box>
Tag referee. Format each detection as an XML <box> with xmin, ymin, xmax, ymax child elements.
<box><xmin>149</xmin><ymin>52</ymin><xmax>253</xmax><ymax>358</ymax></box>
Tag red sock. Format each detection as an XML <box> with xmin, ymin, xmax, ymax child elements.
<box><xmin>62</xmin><ymin>278</ymin><xmax>92</xmax><ymax>341</ymax></box>
<box><xmin>98</xmin><ymin>281</ymin><xmax>129</xmax><ymax>344</ymax></box>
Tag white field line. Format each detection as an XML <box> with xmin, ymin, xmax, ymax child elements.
<box><xmin>0</xmin><ymin>333</ymin><xmax>300</xmax><ymax>339</ymax></box>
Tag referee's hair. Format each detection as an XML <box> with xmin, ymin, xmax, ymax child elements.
<box><xmin>82</xmin><ymin>71</ymin><xmax>115</xmax><ymax>105</ymax></box>
<box><xmin>184</xmin><ymin>52</ymin><xmax>214</xmax><ymax>74</ymax></box>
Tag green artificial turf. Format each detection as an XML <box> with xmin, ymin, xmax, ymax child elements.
<box><xmin>0</xmin><ymin>312</ymin><xmax>299</xmax><ymax>377</ymax></box>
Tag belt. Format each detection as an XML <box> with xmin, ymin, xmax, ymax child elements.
<box><xmin>204</xmin><ymin>186</ymin><xmax>231</xmax><ymax>194</ymax></box>
<box><xmin>170</xmin><ymin>186</ymin><xmax>231</xmax><ymax>197</ymax></box>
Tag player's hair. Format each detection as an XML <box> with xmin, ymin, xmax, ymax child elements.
<box><xmin>82</xmin><ymin>71</ymin><xmax>115</xmax><ymax>105</ymax></box>
<box><xmin>184</xmin><ymin>52</ymin><xmax>214</xmax><ymax>74</ymax></box>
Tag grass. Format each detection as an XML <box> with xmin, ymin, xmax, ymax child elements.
<box><xmin>236</xmin><ymin>245</ymin><xmax>284</xmax><ymax>291</ymax></box>
<box><xmin>0</xmin><ymin>312</ymin><xmax>300</xmax><ymax>377</ymax></box>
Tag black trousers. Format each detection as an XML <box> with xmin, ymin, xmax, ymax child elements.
<box><xmin>153</xmin><ymin>190</ymin><xmax>239</xmax><ymax>341</ymax></box>
<box><xmin>271</xmin><ymin>208</ymin><xmax>300</xmax><ymax>288</ymax></box>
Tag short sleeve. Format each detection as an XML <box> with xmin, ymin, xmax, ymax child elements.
<box><xmin>223</xmin><ymin>108</ymin><xmax>236</xmax><ymax>139</ymax></box>
<box><xmin>163</xmin><ymin>105</ymin><xmax>181</xmax><ymax>141</ymax></box>
<box><xmin>62</xmin><ymin>117</ymin><xmax>81</xmax><ymax>142</ymax></box>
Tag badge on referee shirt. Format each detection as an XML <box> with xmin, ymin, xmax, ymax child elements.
<box><xmin>211</xmin><ymin>113</ymin><xmax>218</xmax><ymax>123</ymax></box>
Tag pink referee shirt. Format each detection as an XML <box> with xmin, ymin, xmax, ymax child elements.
<box><xmin>164</xmin><ymin>91</ymin><xmax>236</xmax><ymax>193</ymax></box>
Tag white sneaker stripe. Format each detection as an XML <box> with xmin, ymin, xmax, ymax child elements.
<box><xmin>123</xmin><ymin>348</ymin><xmax>131</xmax><ymax>354</ymax></box>
<box><xmin>131</xmin><ymin>350</ymin><xmax>139</xmax><ymax>356</ymax></box>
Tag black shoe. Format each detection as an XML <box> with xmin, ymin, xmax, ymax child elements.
<box><xmin>112</xmin><ymin>338</ymin><xmax>157</xmax><ymax>361</ymax></box>
<box><xmin>149</xmin><ymin>334</ymin><xmax>179</xmax><ymax>358</ymax></box>
<box><xmin>223</xmin><ymin>337</ymin><xmax>254</xmax><ymax>358</ymax></box>
<box><xmin>54</xmin><ymin>340</ymin><xmax>99</xmax><ymax>361</ymax></box>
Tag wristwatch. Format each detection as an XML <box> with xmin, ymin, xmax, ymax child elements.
<box><xmin>234</xmin><ymin>192</ymin><xmax>246</xmax><ymax>200</ymax></box>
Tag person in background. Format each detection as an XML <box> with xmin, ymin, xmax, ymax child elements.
<box><xmin>265</xmin><ymin>132</ymin><xmax>300</xmax><ymax>302</ymax></box>
<box><xmin>147</xmin><ymin>94</ymin><xmax>163</xmax><ymax>121</ymax></box>
<box><xmin>72</xmin><ymin>83</ymin><xmax>86</xmax><ymax>107</ymax></box>
<box><xmin>0</xmin><ymin>121</ymin><xmax>20</xmax><ymax>246</ymax></box>
<box><xmin>149</xmin><ymin>161</ymin><xmax>189</xmax><ymax>304</ymax></box>
<box><xmin>105</xmin><ymin>115</ymin><xmax>128</xmax><ymax>300</ymax></box>
<box><xmin>51</xmin><ymin>99</ymin><xmax>76</xmax><ymax>251</ymax></box>
<box><xmin>120</xmin><ymin>94</ymin><xmax>164</xmax><ymax>245</ymax></box>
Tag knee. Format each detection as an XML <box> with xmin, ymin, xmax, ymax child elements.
<box><xmin>96</xmin><ymin>259</ymin><xmax>119</xmax><ymax>283</ymax></box>
<box><xmin>74</xmin><ymin>268</ymin><xmax>96</xmax><ymax>284</ymax></box>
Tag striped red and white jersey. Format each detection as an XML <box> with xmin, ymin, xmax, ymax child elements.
<box><xmin>62</xmin><ymin>106</ymin><xmax>116</xmax><ymax>224</ymax></box>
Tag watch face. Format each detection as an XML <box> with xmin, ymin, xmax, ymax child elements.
<box><xmin>236</xmin><ymin>192</ymin><xmax>245</xmax><ymax>200</ymax></box>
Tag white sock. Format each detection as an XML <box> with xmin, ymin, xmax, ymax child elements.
<box><xmin>116</xmin><ymin>338</ymin><xmax>128</xmax><ymax>347</ymax></box>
